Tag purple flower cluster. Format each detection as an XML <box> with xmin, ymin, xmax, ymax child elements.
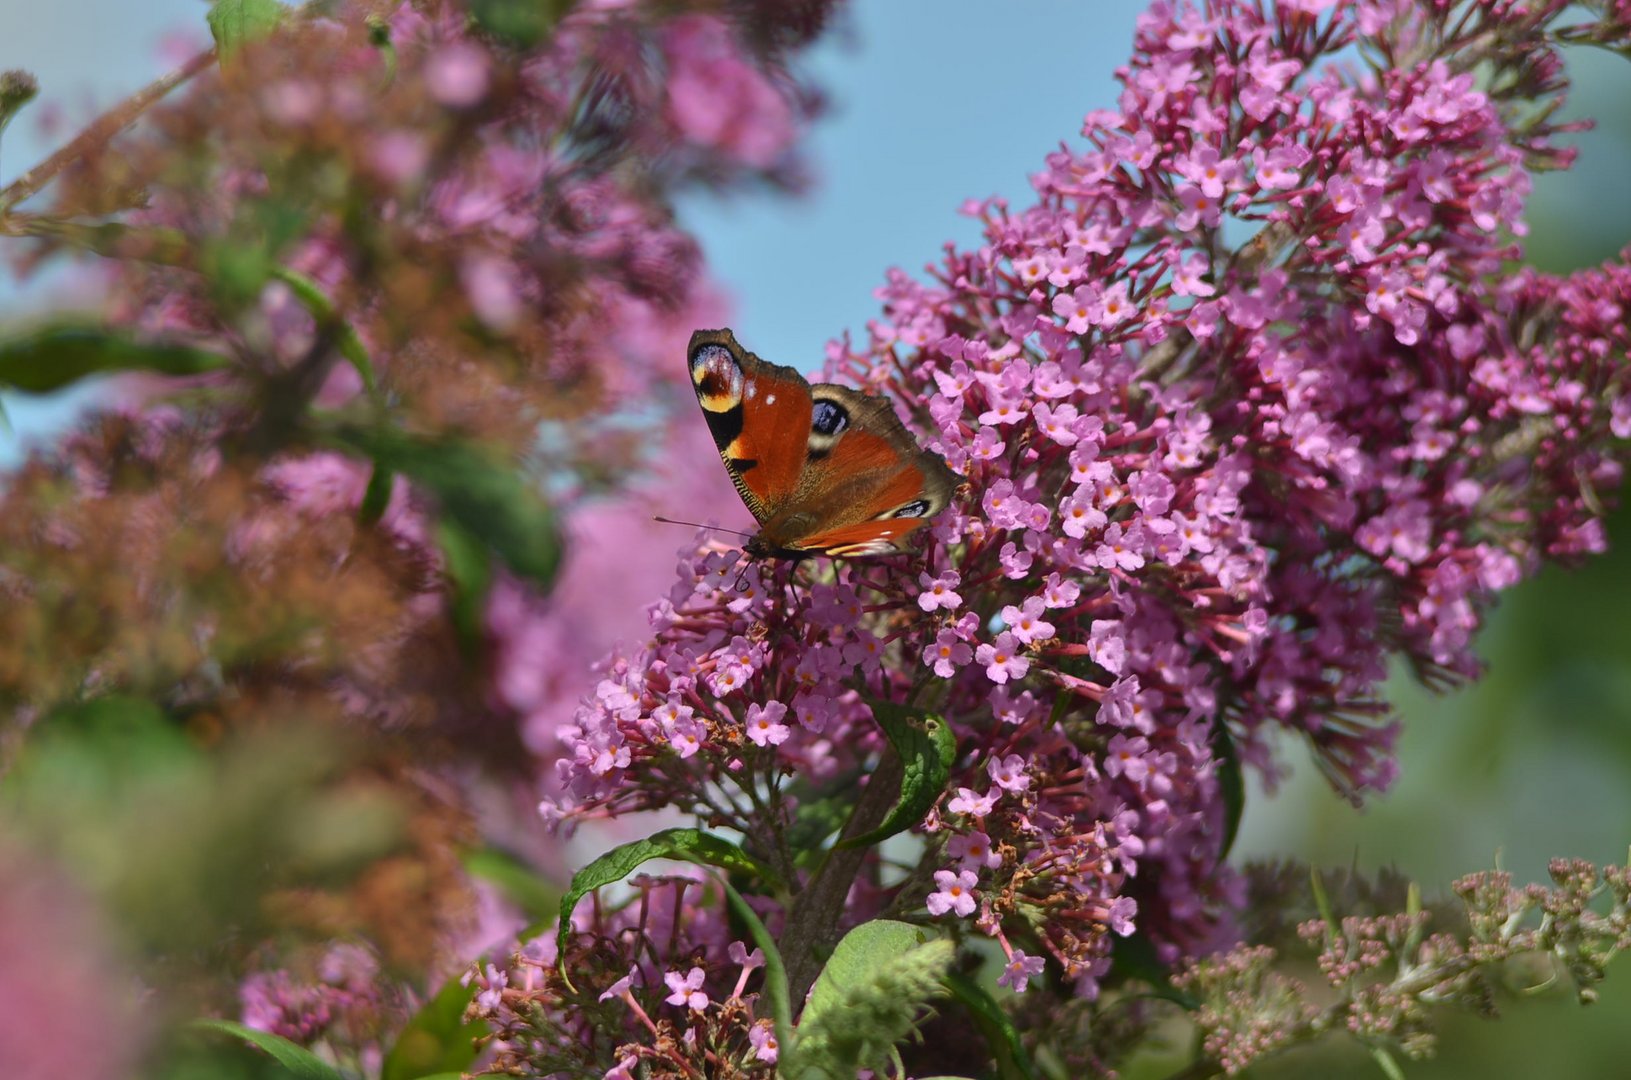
<box><xmin>240</xmin><ymin>943</ymin><xmax>391</xmax><ymax>1049</ymax></box>
<box><xmin>471</xmin><ymin>873</ymin><xmax>787</xmax><ymax>1077</ymax></box>
<box><xmin>546</xmin><ymin>0</ymin><xmax>1631</xmax><ymax>1024</ymax></box>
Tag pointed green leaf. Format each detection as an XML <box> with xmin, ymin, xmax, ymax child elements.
<box><xmin>801</xmin><ymin>921</ymin><xmax>935</xmax><ymax>1023</ymax></box>
<box><xmin>436</xmin><ymin>520</ymin><xmax>492</xmax><ymax>648</ymax></box>
<box><xmin>1109</xmin><ymin>932</ymin><xmax>1197</xmax><ymax>1010</ymax></box>
<box><xmin>334</xmin><ymin>427</ymin><xmax>562</xmax><ymax>591</ymax></box>
<box><xmin>186</xmin><ymin>1019</ymin><xmax>344</xmax><ymax>1080</ymax></box>
<box><xmin>207</xmin><ymin>0</ymin><xmax>289</xmax><ymax>54</ymax></box>
<box><xmin>359</xmin><ymin>462</ymin><xmax>393</xmax><ymax>526</ymax></box>
<box><xmin>1210</xmin><ymin>717</ymin><xmax>1245</xmax><ymax>862</ymax></box>
<box><xmin>555</xmin><ymin>828</ymin><xmax>781</xmax><ymax>973</ymax></box>
<box><xmin>470</xmin><ymin>0</ymin><xmax>577</xmax><ymax>48</ymax></box>
<box><xmin>381</xmin><ymin>974</ymin><xmax>484</xmax><ymax>1080</ymax></box>
<box><xmin>0</xmin><ymin>325</ymin><xmax>230</xmax><ymax>395</ymax></box>
<box><xmin>269</xmin><ymin>266</ymin><xmax>378</xmax><ymax>397</ymax></box>
<box><xmin>837</xmin><ymin>701</ymin><xmax>955</xmax><ymax>850</ymax></box>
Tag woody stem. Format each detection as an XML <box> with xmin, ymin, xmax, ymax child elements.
<box><xmin>779</xmin><ymin>742</ymin><xmax>904</xmax><ymax>1007</ymax></box>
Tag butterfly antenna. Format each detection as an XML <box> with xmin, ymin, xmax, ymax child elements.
<box><xmin>652</xmin><ymin>515</ymin><xmax>756</xmax><ymax>541</ymax></box>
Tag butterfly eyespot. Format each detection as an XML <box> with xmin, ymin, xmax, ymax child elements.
<box><xmin>811</xmin><ymin>400</ymin><xmax>849</xmax><ymax>436</ymax></box>
<box><xmin>892</xmin><ymin>500</ymin><xmax>931</xmax><ymax>519</ymax></box>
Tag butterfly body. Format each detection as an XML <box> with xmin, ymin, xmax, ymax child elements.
<box><xmin>688</xmin><ymin>329</ymin><xmax>957</xmax><ymax>560</ymax></box>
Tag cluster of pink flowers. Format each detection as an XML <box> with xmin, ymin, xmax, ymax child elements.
<box><xmin>240</xmin><ymin>943</ymin><xmax>391</xmax><ymax>1047</ymax></box>
<box><xmin>544</xmin><ymin>4</ymin><xmax>1631</xmax><ymax>1051</ymax></box>
<box><xmin>469</xmin><ymin>873</ymin><xmax>787</xmax><ymax>1076</ymax></box>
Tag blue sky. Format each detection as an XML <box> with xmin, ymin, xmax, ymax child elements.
<box><xmin>679</xmin><ymin>2</ymin><xmax>1142</xmax><ymax>366</ymax></box>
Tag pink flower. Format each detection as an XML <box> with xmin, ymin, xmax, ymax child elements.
<box><xmin>1033</xmin><ymin>402</ymin><xmax>1082</xmax><ymax>445</ymax></box>
<box><xmin>975</xmin><ymin>632</ymin><xmax>1030</xmax><ymax>684</ymax></box>
<box><xmin>461</xmin><ymin>253</ymin><xmax>522</xmax><ymax>331</ymax></box>
<box><xmin>744</xmin><ymin>701</ymin><xmax>791</xmax><ymax>747</ymax></box>
<box><xmin>926</xmin><ymin>869</ymin><xmax>979</xmax><ymax>918</ymax></box>
<box><xmin>728</xmin><ymin>940</ymin><xmax>765</xmax><ymax>970</ymax></box>
<box><xmin>424</xmin><ymin>42</ymin><xmax>491</xmax><ymax>107</ymax></box>
<box><xmin>663</xmin><ymin>967</ymin><xmax>710</xmax><ymax>1011</ymax></box>
<box><xmin>664</xmin><ymin>17</ymin><xmax>794</xmax><ymax>168</ymax></box>
<box><xmin>1053</xmin><ymin>284</ymin><xmax>1103</xmax><ymax>333</ymax></box>
<box><xmin>997</xmin><ymin>950</ymin><xmax>1046</xmax><ymax>993</ymax></box>
<box><xmin>947</xmin><ymin>786</ymin><xmax>997</xmax><ymax>817</ymax></box>
<box><xmin>598</xmin><ymin>967</ymin><xmax>638</xmax><ymax>1002</ymax></box>
<box><xmin>749</xmin><ymin>1020</ymin><xmax>780</xmax><ymax>1063</ymax></box>
<box><xmin>917</xmin><ymin>569</ymin><xmax>964</xmax><ymax>612</ymax></box>
<box><xmin>947</xmin><ymin>830</ymin><xmax>1002</xmax><ymax>872</ymax></box>
<box><xmin>1107</xmin><ymin>895</ymin><xmax>1138</xmax><ymax>936</ymax></box>
<box><xmin>923</xmin><ymin>628</ymin><xmax>974</xmax><ymax>679</ymax></box>
<box><xmin>988</xmin><ymin>754</ymin><xmax>1031</xmax><ymax>793</ymax></box>
<box><xmin>1001</xmin><ymin>597</ymin><xmax>1056</xmax><ymax>645</ymax></box>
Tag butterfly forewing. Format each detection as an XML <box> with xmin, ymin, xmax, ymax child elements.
<box><xmin>688</xmin><ymin>329</ymin><xmax>812</xmax><ymax>522</ymax></box>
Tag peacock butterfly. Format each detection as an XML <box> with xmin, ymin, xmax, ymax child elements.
<box><xmin>687</xmin><ymin>328</ymin><xmax>958</xmax><ymax>560</ymax></box>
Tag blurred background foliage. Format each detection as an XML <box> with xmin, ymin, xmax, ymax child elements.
<box><xmin>0</xmin><ymin>3</ymin><xmax>1628</xmax><ymax>1079</ymax></box>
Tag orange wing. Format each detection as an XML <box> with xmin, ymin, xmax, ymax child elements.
<box><xmin>688</xmin><ymin>329</ymin><xmax>813</xmax><ymax>521</ymax></box>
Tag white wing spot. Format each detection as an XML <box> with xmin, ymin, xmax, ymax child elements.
<box><xmin>765</xmin><ymin>394</ymin><xmax>777</xmax><ymax>405</ymax></box>
<box><xmin>745</xmin><ymin>381</ymin><xmax>758</xmax><ymax>400</ymax></box>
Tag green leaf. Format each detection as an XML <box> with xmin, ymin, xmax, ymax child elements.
<box><xmin>837</xmin><ymin>701</ymin><xmax>955</xmax><ymax>850</ymax></box>
<box><xmin>1310</xmin><ymin>866</ymin><xmax>1338</xmax><ymax>950</ymax></box>
<box><xmin>555</xmin><ymin>828</ymin><xmax>781</xmax><ymax>975</ymax></box>
<box><xmin>381</xmin><ymin>974</ymin><xmax>484</xmax><ymax>1080</ymax></box>
<box><xmin>785</xmin><ymin>767</ymin><xmax>866</xmax><ymax>859</ymax></box>
<box><xmin>463</xmin><ymin>847</ymin><xmax>562</xmax><ymax>931</ymax></box>
<box><xmin>788</xmin><ymin>920</ymin><xmax>954</xmax><ymax>1080</ymax></box>
<box><xmin>186</xmin><ymin>1019</ymin><xmax>344</xmax><ymax>1080</ymax></box>
<box><xmin>436</xmin><ymin>520</ymin><xmax>492</xmax><ymax>647</ymax></box>
<box><xmin>269</xmin><ymin>267</ymin><xmax>378</xmax><ymax>397</ymax></box>
<box><xmin>27</xmin><ymin>694</ymin><xmax>192</xmax><ymax>763</ymax></box>
<box><xmin>719</xmin><ymin>874</ymin><xmax>793</xmax><ymax>1058</ymax></box>
<box><xmin>359</xmin><ymin>463</ymin><xmax>393</xmax><ymax>526</ymax></box>
<box><xmin>334</xmin><ymin>427</ymin><xmax>563</xmax><ymax>590</ymax></box>
<box><xmin>1210</xmin><ymin>717</ymin><xmax>1245</xmax><ymax>862</ymax></box>
<box><xmin>0</xmin><ymin>325</ymin><xmax>231</xmax><ymax>395</ymax></box>
<box><xmin>942</xmin><ymin>971</ymin><xmax>1038</xmax><ymax>1080</ymax></box>
<box><xmin>207</xmin><ymin>0</ymin><xmax>289</xmax><ymax>54</ymax></box>
<box><xmin>1108</xmin><ymin>932</ymin><xmax>1198</xmax><ymax>1010</ymax></box>
<box><xmin>470</xmin><ymin>0</ymin><xmax>576</xmax><ymax>48</ymax></box>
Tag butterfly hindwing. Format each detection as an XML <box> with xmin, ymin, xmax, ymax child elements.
<box><xmin>770</xmin><ymin>384</ymin><xmax>959</xmax><ymax>556</ymax></box>
<box><xmin>785</xmin><ymin>449</ymin><xmax>957</xmax><ymax>555</ymax></box>
<box><xmin>688</xmin><ymin>329</ymin><xmax>812</xmax><ymax>522</ymax></box>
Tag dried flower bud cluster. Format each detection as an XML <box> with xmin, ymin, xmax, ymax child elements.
<box><xmin>1173</xmin><ymin>856</ymin><xmax>1631</xmax><ymax>1074</ymax></box>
